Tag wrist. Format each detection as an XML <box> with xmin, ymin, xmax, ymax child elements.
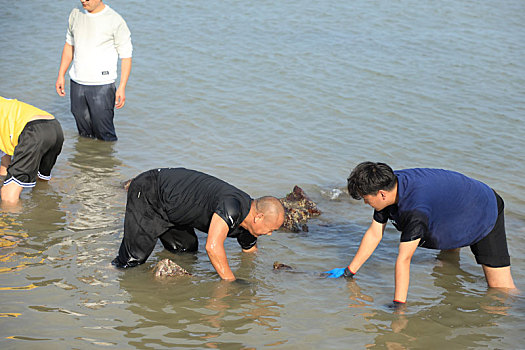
<box><xmin>343</xmin><ymin>266</ymin><xmax>355</xmax><ymax>278</ymax></box>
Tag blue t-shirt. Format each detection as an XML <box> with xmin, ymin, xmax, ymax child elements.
<box><xmin>373</xmin><ymin>168</ymin><xmax>498</xmax><ymax>250</ymax></box>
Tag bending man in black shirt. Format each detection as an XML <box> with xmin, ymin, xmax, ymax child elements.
<box><xmin>112</xmin><ymin>168</ymin><xmax>285</xmax><ymax>280</ymax></box>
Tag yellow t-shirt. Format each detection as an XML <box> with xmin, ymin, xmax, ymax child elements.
<box><xmin>0</xmin><ymin>96</ymin><xmax>53</xmax><ymax>155</ymax></box>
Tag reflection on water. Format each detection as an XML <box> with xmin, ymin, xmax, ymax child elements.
<box><xmin>69</xmin><ymin>137</ymin><xmax>122</xmax><ymax>175</ymax></box>
<box><xmin>116</xmin><ymin>252</ymin><xmax>284</xmax><ymax>348</ymax></box>
<box><xmin>0</xmin><ymin>176</ymin><xmax>66</xmax><ymax>278</ymax></box>
<box><xmin>353</xmin><ymin>249</ymin><xmax>521</xmax><ymax>349</ymax></box>
<box><xmin>0</xmin><ymin>136</ymin><xmax>128</xmax><ymax>345</ymax></box>
<box><xmin>0</xmin><ymin>216</ymin><xmax>26</xmax><ymax>250</ymax></box>
<box><xmin>64</xmin><ymin>137</ymin><xmax>124</xmax><ymax>231</ymax></box>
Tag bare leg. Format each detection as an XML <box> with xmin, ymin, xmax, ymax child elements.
<box><xmin>1</xmin><ymin>182</ymin><xmax>23</xmax><ymax>204</ymax></box>
<box><xmin>482</xmin><ymin>265</ymin><xmax>516</xmax><ymax>289</ymax></box>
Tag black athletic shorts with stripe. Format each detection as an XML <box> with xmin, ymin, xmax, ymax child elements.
<box><xmin>4</xmin><ymin>119</ymin><xmax>64</xmax><ymax>188</ymax></box>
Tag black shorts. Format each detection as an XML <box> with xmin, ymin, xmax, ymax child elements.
<box><xmin>470</xmin><ymin>191</ymin><xmax>510</xmax><ymax>268</ymax></box>
<box><xmin>4</xmin><ymin>119</ymin><xmax>64</xmax><ymax>188</ymax></box>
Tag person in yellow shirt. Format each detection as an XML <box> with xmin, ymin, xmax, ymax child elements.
<box><xmin>0</xmin><ymin>97</ymin><xmax>64</xmax><ymax>204</ymax></box>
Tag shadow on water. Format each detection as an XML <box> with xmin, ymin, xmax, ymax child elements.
<box><xmin>348</xmin><ymin>249</ymin><xmax>523</xmax><ymax>349</ymax></box>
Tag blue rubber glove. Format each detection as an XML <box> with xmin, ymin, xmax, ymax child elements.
<box><xmin>324</xmin><ymin>267</ymin><xmax>346</xmax><ymax>278</ymax></box>
<box><xmin>324</xmin><ymin>267</ymin><xmax>355</xmax><ymax>278</ymax></box>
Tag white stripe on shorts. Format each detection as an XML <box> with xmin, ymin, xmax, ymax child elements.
<box><xmin>37</xmin><ymin>172</ymin><xmax>51</xmax><ymax>181</ymax></box>
<box><xmin>4</xmin><ymin>176</ymin><xmax>36</xmax><ymax>188</ymax></box>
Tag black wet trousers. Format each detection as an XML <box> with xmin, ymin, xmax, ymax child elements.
<box><xmin>70</xmin><ymin>80</ymin><xmax>117</xmax><ymax>141</ymax></box>
<box><xmin>112</xmin><ymin>170</ymin><xmax>199</xmax><ymax>268</ymax></box>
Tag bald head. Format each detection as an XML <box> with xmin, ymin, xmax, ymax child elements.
<box><xmin>255</xmin><ymin>196</ymin><xmax>285</xmax><ymax>227</ymax></box>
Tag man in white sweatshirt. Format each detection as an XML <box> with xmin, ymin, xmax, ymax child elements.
<box><xmin>56</xmin><ymin>0</ymin><xmax>133</xmax><ymax>141</ymax></box>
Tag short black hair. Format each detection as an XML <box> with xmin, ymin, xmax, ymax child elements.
<box><xmin>347</xmin><ymin>162</ymin><xmax>397</xmax><ymax>200</ymax></box>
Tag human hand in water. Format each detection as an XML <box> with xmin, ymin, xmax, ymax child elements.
<box><xmin>323</xmin><ymin>267</ymin><xmax>355</xmax><ymax>278</ymax></box>
<box><xmin>388</xmin><ymin>300</ymin><xmax>407</xmax><ymax>313</ymax></box>
<box><xmin>233</xmin><ymin>278</ymin><xmax>250</xmax><ymax>285</ymax></box>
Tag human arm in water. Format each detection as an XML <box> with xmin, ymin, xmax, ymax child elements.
<box><xmin>325</xmin><ymin>220</ymin><xmax>385</xmax><ymax>277</ymax></box>
<box><xmin>394</xmin><ymin>238</ymin><xmax>420</xmax><ymax>303</ymax></box>
<box><xmin>206</xmin><ymin>213</ymin><xmax>236</xmax><ymax>281</ymax></box>
<box><xmin>347</xmin><ymin>219</ymin><xmax>386</xmax><ymax>274</ymax></box>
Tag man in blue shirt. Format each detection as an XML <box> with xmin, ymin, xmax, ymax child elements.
<box><xmin>325</xmin><ymin>162</ymin><xmax>516</xmax><ymax>305</ymax></box>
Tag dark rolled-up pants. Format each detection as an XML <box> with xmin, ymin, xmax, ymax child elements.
<box><xmin>112</xmin><ymin>169</ymin><xmax>199</xmax><ymax>268</ymax></box>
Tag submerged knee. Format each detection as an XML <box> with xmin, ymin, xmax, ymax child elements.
<box><xmin>482</xmin><ymin>265</ymin><xmax>517</xmax><ymax>289</ymax></box>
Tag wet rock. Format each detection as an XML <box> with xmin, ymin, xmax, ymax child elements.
<box><xmin>273</xmin><ymin>261</ymin><xmax>330</xmax><ymax>278</ymax></box>
<box><xmin>279</xmin><ymin>186</ymin><xmax>321</xmax><ymax>232</ymax></box>
<box><xmin>123</xmin><ymin>178</ymin><xmax>133</xmax><ymax>191</ymax></box>
<box><xmin>153</xmin><ymin>258</ymin><xmax>192</xmax><ymax>277</ymax></box>
<box><xmin>273</xmin><ymin>261</ymin><xmax>294</xmax><ymax>270</ymax></box>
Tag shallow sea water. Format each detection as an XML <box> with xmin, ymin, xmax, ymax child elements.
<box><xmin>1</xmin><ymin>0</ymin><xmax>524</xmax><ymax>349</ymax></box>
